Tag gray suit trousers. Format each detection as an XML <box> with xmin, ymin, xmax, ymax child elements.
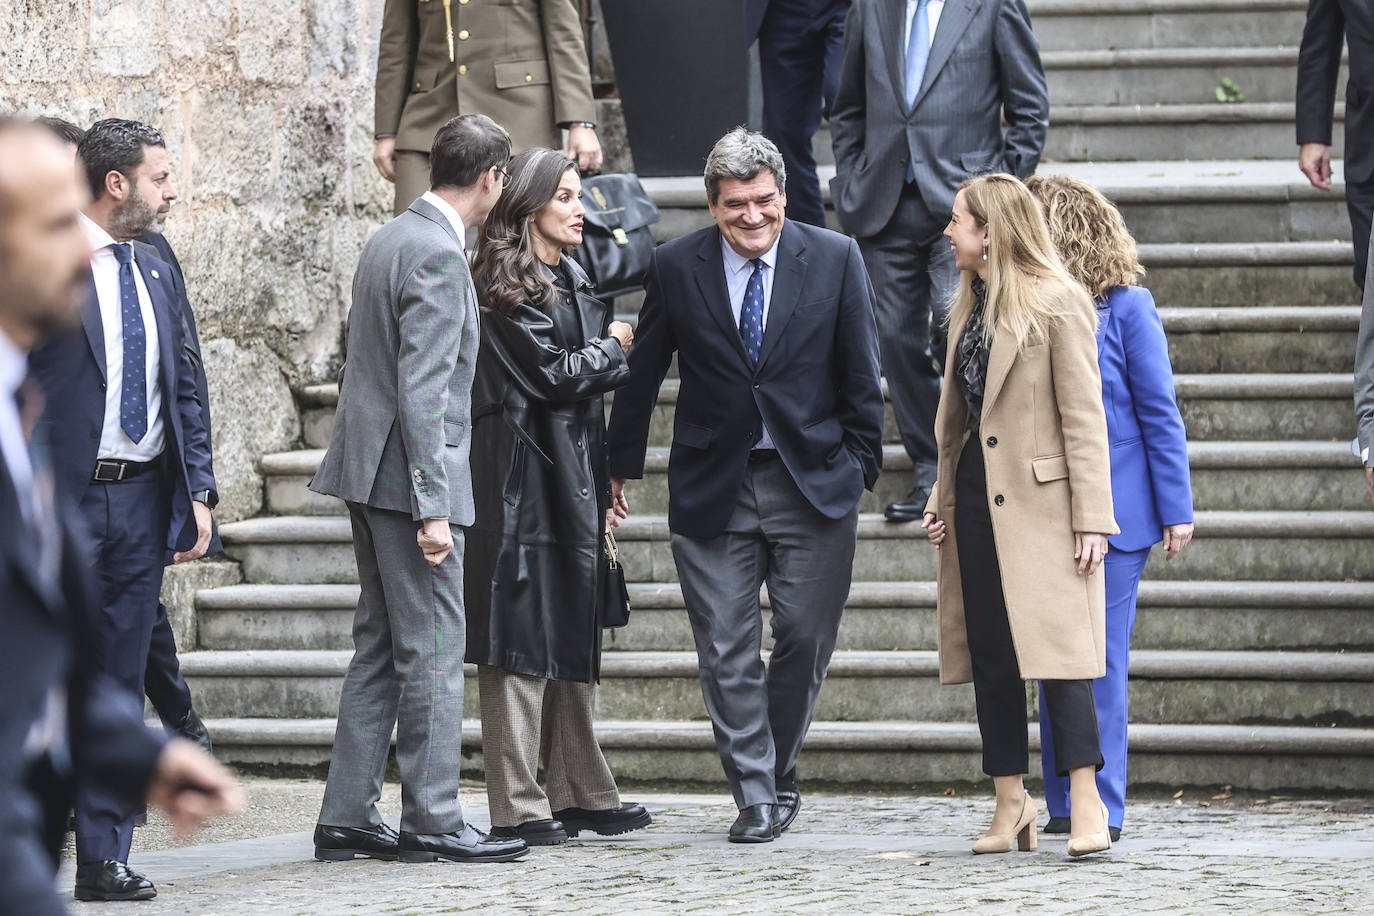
<box><xmin>857</xmin><ymin>183</ymin><xmax>959</xmax><ymax>484</ymax></box>
<box><xmin>670</xmin><ymin>456</ymin><xmax>857</xmax><ymax>809</ymax></box>
<box><xmin>318</xmin><ymin>502</ymin><xmax>467</xmax><ymax>834</ymax></box>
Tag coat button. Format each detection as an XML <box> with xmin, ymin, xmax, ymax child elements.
<box><xmin>575</xmin><ymin>439</ymin><xmax>583</xmax><ymax>448</ymax></box>
<box><xmin>414</xmin><ymin>80</ymin><xmax>422</xmax><ymax>90</ymax></box>
<box><xmin>752</xmin><ymin>382</ymin><xmax>760</xmax><ymax>390</ymax></box>
<box><xmin>524</xmin><ymin>73</ymin><xmax>534</xmax><ymax>83</ymax></box>
<box><xmin>994</xmin><ymin>494</ymin><xmax>1005</xmax><ymax>506</ymax></box>
<box><xmin>458</xmin><ymin>64</ymin><xmax>467</xmax><ymax>75</ymax></box>
<box><xmin>580</xmin><ymin>488</ymin><xmax>589</xmax><ymax>497</ymax></box>
<box><xmin>458</xmin><ymin>29</ymin><xmax>469</xmax><ymax>40</ymax></box>
<box><xmin>986</xmin><ymin>436</ymin><xmax>997</xmax><ymax>448</ymax></box>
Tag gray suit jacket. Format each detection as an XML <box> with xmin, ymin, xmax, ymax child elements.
<box><xmin>1358</xmin><ymin>234</ymin><xmax>1374</xmax><ymax>467</ymax></box>
<box><xmin>310</xmin><ymin>197</ymin><xmax>480</xmax><ymax>524</ymax></box>
<box><xmin>829</xmin><ymin>0</ymin><xmax>1048</xmax><ymax>239</ymax></box>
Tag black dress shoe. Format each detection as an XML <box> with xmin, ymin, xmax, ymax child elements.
<box><xmin>314</xmin><ymin>822</ymin><xmax>401</xmax><ymax>861</ymax></box>
<box><xmin>884</xmin><ymin>483</ymin><xmax>933</xmax><ymax>523</ymax></box>
<box><xmin>728</xmin><ymin>804</ymin><xmax>779</xmax><ymax>843</ymax></box>
<box><xmin>1044</xmin><ymin>816</ymin><xmax>1120</xmax><ymax>842</ymax></box>
<box><xmin>74</xmin><ymin>860</ymin><xmax>156</xmax><ymax>901</ymax></box>
<box><xmin>398</xmin><ymin>825</ymin><xmax>530</xmax><ymax>863</ymax></box>
<box><xmin>775</xmin><ymin>790</ymin><xmax>801</xmax><ymax>833</ymax></box>
<box><xmin>174</xmin><ymin>708</ymin><xmax>213</xmax><ymax>754</ymax></box>
<box><xmin>553</xmin><ymin>803</ymin><xmax>652</xmax><ymax>837</ymax></box>
<box><xmin>490</xmin><ymin>819</ymin><xmax>569</xmax><ymax>846</ymax></box>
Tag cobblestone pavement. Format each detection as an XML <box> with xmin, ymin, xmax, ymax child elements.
<box><xmin>60</xmin><ymin>780</ymin><xmax>1374</xmax><ymax>914</ymax></box>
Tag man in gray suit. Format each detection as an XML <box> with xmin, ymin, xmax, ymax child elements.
<box><xmin>830</xmin><ymin>0</ymin><xmax>1048</xmax><ymax>522</ymax></box>
<box><xmin>309</xmin><ymin>114</ymin><xmax>528</xmax><ymax>865</ymax></box>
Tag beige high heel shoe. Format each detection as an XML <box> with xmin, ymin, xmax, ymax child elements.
<box><xmin>972</xmin><ymin>792</ymin><xmax>1038</xmax><ymax>854</ymax></box>
<box><xmin>1067</xmin><ymin>801</ymin><xmax>1113</xmax><ymax>857</ymax></box>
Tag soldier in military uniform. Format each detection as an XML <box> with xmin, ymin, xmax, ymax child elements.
<box><xmin>373</xmin><ymin>0</ymin><xmax>602</xmax><ymax>215</ymax></box>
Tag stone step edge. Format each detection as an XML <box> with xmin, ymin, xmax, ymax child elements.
<box><xmin>1040</xmin><ymin>46</ymin><xmax>1337</xmax><ymax>69</ymax></box>
<box><xmin>1028</xmin><ymin>0</ymin><xmax>1305</xmax><ymax>14</ymax></box>
<box><xmin>1156</xmin><ymin>306</ymin><xmax>1361</xmax><ymax>330</ymax></box>
<box><xmin>1047</xmin><ymin>101</ymin><xmax>1343</xmax><ymax>126</ymax></box>
<box><xmin>258</xmin><ymin>440</ymin><xmax>1361</xmax><ymax>477</ymax></box>
<box><xmin>176</xmin><ymin>648</ymin><xmax>1374</xmax><ymax>682</ymax></box>
<box><xmin>195</xmin><ymin>579</ymin><xmax>1374</xmax><ymax>612</ymax></box>
<box><xmin>220</xmin><ymin>511</ymin><xmax>1374</xmax><ymax>544</ymax></box>
<box><xmin>199</xmin><ymin>718</ymin><xmax>1374</xmax><ymax>755</ymax></box>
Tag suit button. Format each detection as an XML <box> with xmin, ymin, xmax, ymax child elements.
<box><xmin>575</xmin><ymin>439</ymin><xmax>583</xmax><ymax>448</ymax></box>
<box><xmin>458</xmin><ymin>29</ymin><xmax>469</xmax><ymax>40</ymax></box>
<box><xmin>986</xmin><ymin>436</ymin><xmax>997</xmax><ymax>448</ymax></box>
<box><xmin>580</xmin><ymin>488</ymin><xmax>589</xmax><ymax>497</ymax></box>
<box><xmin>994</xmin><ymin>494</ymin><xmax>1005</xmax><ymax>506</ymax></box>
<box><xmin>753</xmin><ymin>383</ymin><xmax>760</xmax><ymax>390</ymax></box>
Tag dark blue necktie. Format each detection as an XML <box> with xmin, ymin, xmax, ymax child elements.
<box><xmin>904</xmin><ymin>0</ymin><xmax>932</xmax><ymax>181</ymax></box>
<box><xmin>109</xmin><ymin>242</ymin><xmax>148</xmax><ymax>443</ymax></box>
<box><xmin>738</xmin><ymin>258</ymin><xmax>765</xmax><ymax>365</ymax></box>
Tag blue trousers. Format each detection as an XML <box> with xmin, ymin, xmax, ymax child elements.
<box><xmin>73</xmin><ymin>471</ymin><xmax>170</xmax><ymax>864</ymax></box>
<box><xmin>145</xmin><ymin>601</ymin><xmax>194</xmax><ymax>729</ymax></box>
<box><xmin>1039</xmin><ymin>544</ymin><xmax>1151</xmax><ymax>830</ymax></box>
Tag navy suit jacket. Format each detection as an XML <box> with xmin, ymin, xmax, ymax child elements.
<box><xmin>1096</xmin><ymin>285</ymin><xmax>1194</xmax><ymax>552</ymax></box>
<box><xmin>0</xmin><ymin>457</ymin><xmax>164</xmax><ymax>909</ymax></box>
<box><xmin>607</xmin><ymin>220</ymin><xmax>885</xmax><ymax>539</ymax></box>
<box><xmin>135</xmin><ymin>232</ymin><xmax>222</xmax><ymax>557</ymax></box>
<box><xmin>29</xmin><ymin>244</ymin><xmax>216</xmax><ymax>558</ymax></box>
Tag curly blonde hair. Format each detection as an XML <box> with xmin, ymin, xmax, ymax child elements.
<box><xmin>1024</xmin><ymin>174</ymin><xmax>1144</xmax><ymax>302</ymax></box>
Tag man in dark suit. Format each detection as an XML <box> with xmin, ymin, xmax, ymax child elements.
<box><xmin>36</xmin><ymin>116</ymin><xmax>215</xmax><ymax>754</ymax></box>
<box><xmin>748</xmin><ymin>0</ymin><xmax>852</xmax><ymax>228</ymax></box>
<box><xmin>607</xmin><ymin>129</ymin><xmax>884</xmax><ymax>842</ymax></box>
<box><xmin>1297</xmin><ymin>0</ymin><xmax>1374</xmax><ymax>290</ymax></box>
<box><xmin>830</xmin><ymin>0</ymin><xmax>1047</xmax><ymax>521</ymax></box>
<box><xmin>28</xmin><ymin>118</ymin><xmax>218</xmax><ymax>900</ymax></box>
<box><xmin>0</xmin><ymin>118</ymin><xmax>243</xmax><ymax>913</ymax></box>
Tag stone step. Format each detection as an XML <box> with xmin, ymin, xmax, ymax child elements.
<box><xmin>175</xmin><ymin>648</ymin><xmax>1374</xmax><ymax>728</ymax></box>
<box><xmin>201</xmin><ymin>716</ymin><xmax>1374</xmax><ymax>790</ymax></box>
<box><xmin>220</xmin><ymin>510</ymin><xmax>1374</xmax><ymax>585</ymax></box>
<box><xmin>1044</xmin><ymin>102</ymin><xmax>1345</xmax><ymax>162</ymax></box>
<box><xmin>646</xmin><ymin>162</ymin><xmax>1354</xmax><ymax>248</ymax></box>
<box><xmin>1041</xmin><ymin>46</ymin><xmax>1347</xmax><ymax>106</ymax></box>
<box><xmin>1161</xmin><ymin>306</ymin><xmax>1359</xmax><ymax>373</ymax></box>
<box><xmin>1025</xmin><ymin>0</ymin><xmax>1311</xmax><ymax>53</ymax></box>
<box><xmin>196</xmin><ymin>580</ymin><xmax>1374</xmax><ymax>653</ymax></box>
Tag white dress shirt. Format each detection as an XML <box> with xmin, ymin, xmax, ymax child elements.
<box><xmin>421</xmin><ymin>190</ymin><xmax>467</xmax><ymax>248</ymax></box>
<box><xmin>904</xmin><ymin>0</ymin><xmax>946</xmax><ymax>53</ymax></box>
<box><xmin>82</xmin><ymin>213</ymin><xmax>165</xmax><ymax>462</ymax></box>
<box><xmin>0</xmin><ymin>328</ymin><xmax>35</xmax><ymax>524</ymax></box>
<box><xmin>722</xmin><ymin>235</ymin><xmax>780</xmax><ymax>450</ymax></box>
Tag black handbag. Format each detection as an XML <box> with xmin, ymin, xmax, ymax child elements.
<box><xmin>575</xmin><ymin>173</ymin><xmax>661</xmax><ymax>300</ymax></box>
<box><xmin>601</xmin><ymin>529</ymin><xmax>631</xmax><ymax>629</ymax></box>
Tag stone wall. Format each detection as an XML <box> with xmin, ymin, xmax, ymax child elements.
<box><xmin>0</xmin><ymin>0</ymin><xmax>393</xmax><ymax>523</ymax></box>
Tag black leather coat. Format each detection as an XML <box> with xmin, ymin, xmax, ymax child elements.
<box><xmin>464</xmin><ymin>257</ymin><xmax>630</xmax><ymax>683</ymax></box>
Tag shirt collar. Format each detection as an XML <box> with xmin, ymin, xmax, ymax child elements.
<box><xmin>0</xmin><ymin>328</ymin><xmax>28</xmax><ymax>399</ymax></box>
<box><xmin>80</xmin><ymin>212</ymin><xmax>118</xmax><ymax>253</ymax></box>
<box><xmin>721</xmin><ymin>232</ymin><xmax>781</xmax><ymax>277</ymax></box>
<box><xmin>420</xmin><ymin>190</ymin><xmax>467</xmax><ymax>241</ymax></box>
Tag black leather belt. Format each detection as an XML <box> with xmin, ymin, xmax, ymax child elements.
<box><xmin>747</xmin><ymin>449</ymin><xmax>780</xmax><ymax>465</ymax></box>
<box><xmin>92</xmin><ymin>457</ymin><xmax>160</xmax><ymax>482</ymax></box>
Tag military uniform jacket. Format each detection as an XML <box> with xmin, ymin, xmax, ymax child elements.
<box><xmin>376</xmin><ymin>0</ymin><xmax>597</xmax><ymax>154</ymax></box>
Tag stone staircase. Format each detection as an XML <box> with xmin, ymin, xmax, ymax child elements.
<box><xmin>194</xmin><ymin>0</ymin><xmax>1374</xmax><ymax>790</ymax></box>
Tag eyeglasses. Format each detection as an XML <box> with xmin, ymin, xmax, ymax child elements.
<box><xmin>494</xmin><ymin>165</ymin><xmax>511</xmax><ymax>189</ymax></box>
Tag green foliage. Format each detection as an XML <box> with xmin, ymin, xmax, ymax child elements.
<box><xmin>1215</xmin><ymin>77</ymin><xmax>1244</xmax><ymax>103</ymax></box>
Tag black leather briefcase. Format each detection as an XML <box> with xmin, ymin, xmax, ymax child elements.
<box><xmin>575</xmin><ymin>173</ymin><xmax>661</xmax><ymax>300</ymax></box>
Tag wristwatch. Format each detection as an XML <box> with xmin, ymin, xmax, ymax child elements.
<box><xmin>192</xmin><ymin>489</ymin><xmax>218</xmax><ymax>509</ymax></box>
<box><xmin>563</xmin><ymin>121</ymin><xmax>597</xmax><ymax>130</ymax></box>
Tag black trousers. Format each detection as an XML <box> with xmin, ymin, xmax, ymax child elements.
<box><xmin>145</xmin><ymin>602</ymin><xmax>194</xmax><ymax>729</ymax></box>
<box><xmin>953</xmin><ymin>437</ymin><xmax>1104</xmax><ymax>778</ymax></box>
<box><xmin>1347</xmin><ymin>176</ymin><xmax>1374</xmax><ymax>291</ymax></box>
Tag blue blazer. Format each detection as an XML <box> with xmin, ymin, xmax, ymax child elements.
<box><xmin>30</xmin><ymin>246</ymin><xmax>217</xmax><ymax>559</ymax></box>
<box><xmin>606</xmin><ymin>220</ymin><xmax>885</xmax><ymax>539</ymax></box>
<box><xmin>1096</xmin><ymin>285</ymin><xmax>1193</xmax><ymax>552</ymax></box>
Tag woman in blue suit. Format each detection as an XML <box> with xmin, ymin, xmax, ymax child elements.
<box><xmin>1025</xmin><ymin>175</ymin><xmax>1195</xmax><ymax>841</ymax></box>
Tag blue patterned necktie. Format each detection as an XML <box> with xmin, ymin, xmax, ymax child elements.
<box><xmin>738</xmin><ymin>258</ymin><xmax>765</xmax><ymax>365</ymax></box>
<box><xmin>904</xmin><ymin>0</ymin><xmax>932</xmax><ymax>180</ymax></box>
<box><xmin>109</xmin><ymin>242</ymin><xmax>148</xmax><ymax>443</ymax></box>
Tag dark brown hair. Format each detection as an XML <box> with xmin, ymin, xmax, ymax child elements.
<box><xmin>472</xmin><ymin>147</ymin><xmax>578</xmax><ymax>316</ymax></box>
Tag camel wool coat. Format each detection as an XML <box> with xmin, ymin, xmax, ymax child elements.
<box><xmin>925</xmin><ymin>276</ymin><xmax>1119</xmax><ymax>685</ymax></box>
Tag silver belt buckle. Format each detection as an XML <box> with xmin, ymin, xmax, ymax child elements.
<box><xmin>94</xmin><ymin>459</ymin><xmax>126</xmax><ymax>482</ymax></box>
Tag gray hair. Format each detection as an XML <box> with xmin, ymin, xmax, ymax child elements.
<box><xmin>704</xmin><ymin>127</ymin><xmax>786</xmax><ymax>204</ymax></box>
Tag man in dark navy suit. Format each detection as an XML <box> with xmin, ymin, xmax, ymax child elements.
<box><xmin>29</xmin><ymin>118</ymin><xmax>219</xmax><ymax>901</ymax></box>
<box><xmin>607</xmin><ymin>129</ymin><xmax>884</xmax><ymax>842</ymax></box>
<box><xmin>748</xmin><ymin>0</ymin><xmax>851</xmax><ymax>228</ymax></box>
<box><xmin>0</xmin><ymin>119</ymin><xmax>243</xmax><ymax>913</ymax></box>
<box><xmin>37</xmin><ymin>116</ymin><xmax>215</xmax><ymax>755</ymax></box>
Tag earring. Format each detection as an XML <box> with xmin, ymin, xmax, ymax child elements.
<box><xmin>981</xmin><ymin>245</ymin><xmax>988</xmax><ymax>261</ymax></box>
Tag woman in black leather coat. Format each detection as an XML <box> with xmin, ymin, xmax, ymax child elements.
<box><xmin>466</xmin><ymin>147</ymin><xmax>649</xmax><ymax>846</ymax></box>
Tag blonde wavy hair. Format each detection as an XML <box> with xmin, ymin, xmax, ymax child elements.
<box><xmin>948</xmin><ymin>173</ymin><xmax>1090</xmax><ymax>352</ymax></box>
<box><xmin>1024</xmin><ymin>173</ymin><xmax>1145</xmax><ymax>302</ymax></box>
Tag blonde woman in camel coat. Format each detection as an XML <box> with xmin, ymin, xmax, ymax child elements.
<box><xmin>922</xmin><ymin>174</ymin><xmax>1119</xmax><ymax>858</ymax></box>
